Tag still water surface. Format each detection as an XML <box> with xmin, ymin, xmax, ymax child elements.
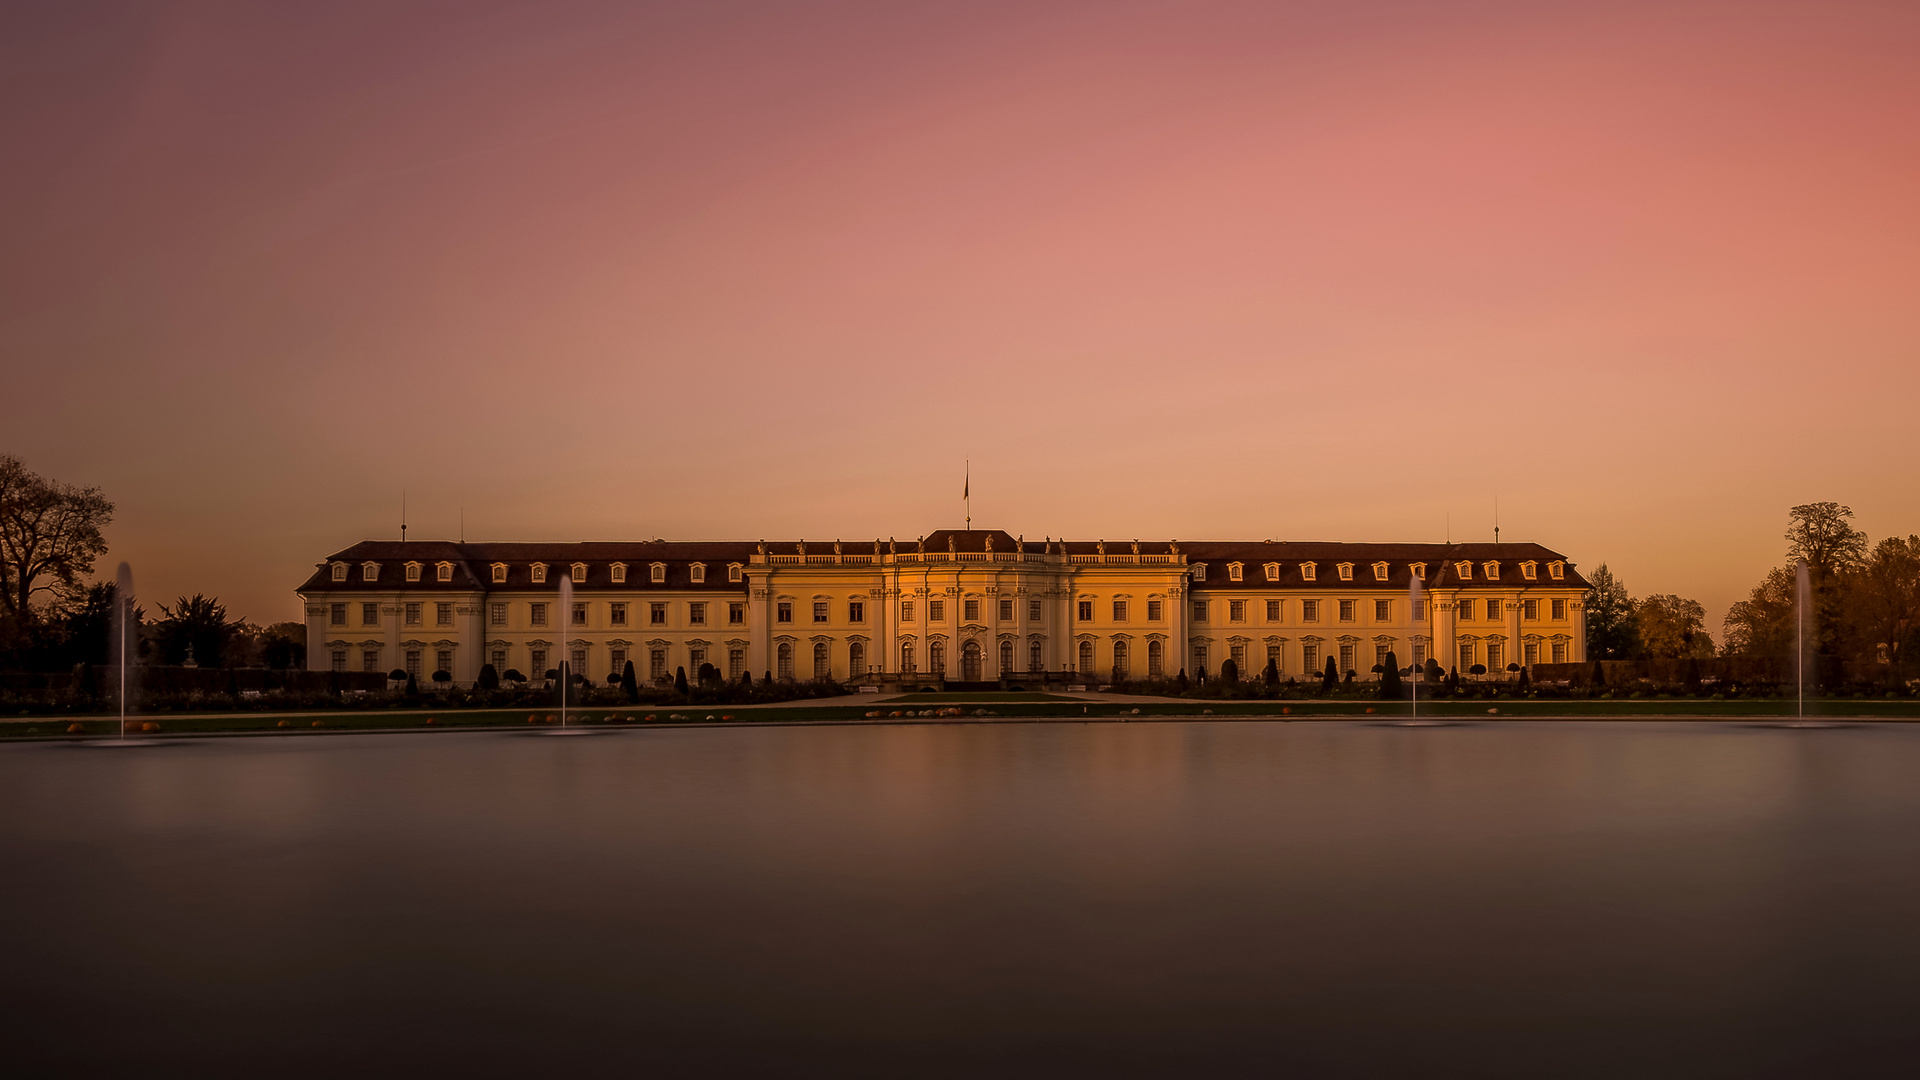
<box><xmin>5</xmin><ymin>721</ymin><xmax>1920</xmax><ymax>1077</ymax></box>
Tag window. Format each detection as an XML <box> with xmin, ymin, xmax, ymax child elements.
<box><xmin>650</xmin><ymin>650</ymin><xmax>667</xmax><ymax>681</ymax></box>
<box><xmin>1410</xmin><ymin>563</ymin><xmax>1426</xmax><ymax>580</ymax></box>
<box><xmin>1376</xmin><ymin>643</ymin><xmax>1391</xmax><ymax>670</ymax></box>
<box><xmin>610</xmin><ymin>648</ymin><xmax>627</xmax><ymax>672</ymax></box>
<box><xmin>330</xmin><ymin>603</ymin><xmax>347</xmax><ymax>627</ymax></box>
<box><xmin>405</xmin><ymin>602</ymin><xmax>422</xmax><ymax>627</ymax></box>
<box><xmin>571</xmin><ymin>647</ymin><xmax>586</xmax><ymax>674</ymax></box>
<box><xmin>1459</xmin><ymin>641</ymin><xmax>1475</xmax><ymax>670</ymax></box>
<box><xmin>1413</xmin><ymin>640</ymin><xmax>1427</xmax><ymax>666</ymax></box>
<box><xmin>1192</xmin><ymin>564</ymin><xmax>1207</xmax><ymax>582</ymax></box>
<box><xmin>777</xmin><ymin>602</ymin><xmax>792</xmax><ymax>623</ymax></box>
<box><xmin>1029</xmin><ymin>640</ymin><xmax>1043</xmax><ymax>672</ymax></box>
<box><xmin>1372</xmin><ymin>562</ymin><xmax>1390</xmax><ymax>582</ymax></box>
<box><xmin>1486</xmin><ymin>599</ymin><xmax>1501</xmax><ymax>620</ymax></box>
<box><xmin>689</xmin><ymin>602</ymin><xmax>707</xmax><ymax>626</ymax></box>
<box><xmin>361</xmin><ymin>649</ymin><xmax>378</xmax><ymax>673</ymax></box>
<box><xmin>1551</xmin><ymin>641</ymin><xmax>1568</xmax><ymax>663</ymax></box>
<box><xmin>900</xmin><ymin>641</ymin><xmax>917</xmax><ymax>674</ymax></box>
<box><xmin>571</xmin><ymin>564</ymin><xmax>586</xmax><ymax>584</ymax></box>
<box><xmin>1302</xmin><ymin>600</ymin><xmax>1319</xmax><ymax>622</ymax></box>
<box><xmin>850</xmin><ymin>642</ymin><xmax>867</xmax><ymax>678</ymax></box>
<box><xmin>1522</xmin><ymin>599</ymin><xmax>1538</xmax><ymax>620</ymax></box>
<box><xmin>1457</xmin><ymin>600</ymin><xmax>1473</xmax><ymax>621</ymax></box>
<box><xmin>362</xmin><ymin>602</ymin><xmax>380</xmax><ymax>627</ymax></box>
<box><xmin>1265</xmin><ymin>600</ymin><xmax>1281</xmax><ymax>621</ymax></box>
<box><xmin>1229</xmin><ymin>600</ymin><xmax>1245</xmax><ymax>622</ymax></box>
<box><xmin>491</xmin><ymin>603</ymin><xmax>507</xmax><ymax>628</ymax></box>
<box><xmin>610</xmin><ymin>563</ymin><xmax>626</xmax><ymax>584</ymax></box>
<box><xmin>929</xmin><ymin>641</ymin><xmax>946</xmax><ymax>676</ymax></box>
<box><xmin>437</xmin><ymin>563</ymin><xmax>453</xmax><ymax>583</ymax></box>
<box><xmin>531</xmin><ymin>564</ymin><xmax>547</xmax><ymax>584</ymax></box>
<box><xmin>1264</xmin><ymin>563</ymin><xmax>1280</xmax><ymax>582</ymax></box>
<box><xmin>928</xmin><ymin>600</ymin><xmax>945</xmax><ymax>622</ymax></box>
<box><xmin>1374</xmin><ymin>600</ymin><xmax>1391</xmax><ymax>621</ymax></box>
<box><xmin>1148</xmin><ymin>640</ymin><xmax>1165</xmax><ymax>678</ymax></box>
<box><xmin>1488</xmin><ymin>641</ymin><xmax>1504</xmax><ymax>672</ymax></box>
<box><xmin>405</xmin><ymin>563</ymin><xmax>421</xmax><ymax>583</ymax></box>
<box><xmin>998</xmin><ymin>598</ymin><xmax>1014</xmax><ymax>621</ymax></box>
<box><xmin>490</xmin><ymin>649</ymin><xmax>507</xmax><ymax>672</ymax></box>
<box><xmin>650</xmin><ymin>564</ymin><xmax>666</xmax><ymax>583</ymax></box>
<box><xmin>729</xmin><ymin>603</ymin><xmax>745</xmax><ymax>625</ymax></box>
<box><xmin>1192</xmin><ymin>600</ymin><xmax>1207</xmax><ymax>621</ymax></box>
<box><xmin>729</xmin><ymin>648</ymin><xmax>745</xmax><ymax>679</ymax></box>
<box><xmin>1147</xmin><ymin>599</ymin><xmax>1163</xmax><ymax>621</ymax></box>
<box><xmin>1266</xmin><ymin>643</ymin><xmax>1282</xmax><ymax>672</ymax></box>
<box><xmin>1414</xmin><ymin>600</ymin><xmax>1428</xmax><ymax>620</ymax></box>
<box><xmin>436</xmin><ymin>602</ymin><xmax>453</xmax><ymax>628</ymax></box>
<box><xmin>813</xmin><ymin>601</ymin><xmax>829</xmax><ymax>623</ymax></box>
<box><xmin>1113</xmin><ymin>600</ymin><xmax>1128</xmax><ymax>621</ymax></box>
<box><xmin>405</xmin><ymin>649</ymin><xmax>422</xmax><ymax>677</ymax></box>
<box><xmin>778</xmin><ymin>643</ymin><xmax>794</xmax><ymax>680</ymax></box>
<box><xmin>848</xmin><ymin>601</ymin><xmax>865</xmax><ymax>623</ymax></box>
<box><xmin>1078</xmin><ymin>600</ymin><xmax>1094</xmax><ymax>621</ymax></box>
<box><xmin>1455</xmin><ymin>561</ymin><xmax>1473</xmax><ymax>579</ymax></box>
<box><xmin>1552</xmin><ymin>599</ymin><xmax>1567</xmax><ymax>620</ymax></box>
<box><xmin>964</xmin><ymin>599</ymin><xmax>980</xmax><ymax>622</ymax></box>
<box><xmin>1229</xmin><ymin>642</ymin><xmax>1246</xmax><ymax>670</ymax></box>
<box><xmin>1524</xmin><ymin>640</ymin><xmax>1539</xmax><ymax>666</ymax></box>
<box><xmin>1028</xmin><ymin>599</ymin><xmax>1042</xmax><ymax>621</ymax></box>
<box><xmin>1077</xmin><ymin>641</ymin><xmax>1093</xmax><ymax>673</ymax></box>
<box><xmin>650</xmin><ymin>603</ymin><xmax>667</xmax><ymax>625</ymax></box>
<box><xmin>492</xmin><ymin>564</ymin><xmax>508</xmax><ymax>584</ymax></box>
<box><xmin>1520</xmin><ymin>561</ymin><xmax>1537</xmax><ymax>581</ymax></box>
<box><xmin>1228</xmin><ymin>563</ymin><xmax>1244</xmax><ymax>582</ymax></box>
<box><xmin>901</xmin><ymin>601</ymin><xmax>915</xmax><ymax>622</ymax></box>
<box><xmin>1114</xmin><ymin>640</ymin><xmax>1131</xmax><ymax>679</ymax></box>
<box><xmin>1337</xmin><ymin>563</ymin><xmax>1353</xmax><ymax>581</ymax></box>
<box><xmin>728</xmin><ymin>564</ymin><xmax>743</xmax><ymax>583</ymax></box>
<box><xmin>531</xmin><ymin>602</ymin><xmax>548</xmax><ymax>627</ymax></box>
<box><xmin>690</xmin><ymin>563</ymin><xmax>706</xmax><ymax>584</ymax></box>
<box><xmin>436</xmin><ymin>649</ymin><xmax>453</xmax><ymax>676</ymax></box>
<box><xmin>1339</xmin><ymin>643</ymin><xmax>1355</xmax><ymax>673</ymax></box>
<box><xmin>532</xmin><ymin>649</ymin><xmax>548</xmax><ymax>677</ymax></box>
<box><xmin>331</xmin><ymin>563</ymin><xmax>348</xmax><ymax>582</ymax></box>
<box><xmin>363</xmin><ymin>563</ymin><xmax>379</xmax><ymax>582</ymax></box>
<box><xmin>610</xmin><ymin>602</ymin><xmax>628</xmax><ymax>626</ymax></box>
<box><xmin>813</xmin><ymin>642</ymin><xmax>830</xmax><ymax>680</ymax></box>
<box><xmin>1339</xmin><ymin>600</ymin><xmax>1355</xmax><ymax>622</ymax></box>
<box><xmin>1303</xmin><ymin>643</ymin><xmax>1319</xmax><ymax>673</ymax></box>
<box><xmin>999</xmin><ymin>640</ymin><xmax>1013</xmax><ymax>674</ymax></box>
<box><xmin>1300</xmin><ymin>563</ymin><xmax>1317</xmax><ymax>581</ymax></box>
<box><xmin>572</xmin><ymin>602</ymin><xmax>587</xmax><ymax>626</ymax></box>
<box><xmin>1548</xmin><ymin>561</ymin><xmax>1565</xmax><ymax>581</ymax></box>
<box><xmin>1194</xmin><ymin>643</ymin><xmax>1209</xmax><ymax>676</ymax></box>
<box><xmin>1483</xmin><ymin>562</ymin><xmax>1500</xmax><ymax>581</ymax></box>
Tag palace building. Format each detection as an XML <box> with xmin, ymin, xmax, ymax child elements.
<box><xmin>296</xmin><ymin>529</ymin><xmax>1589</xmax><ymax>688</ymax></box>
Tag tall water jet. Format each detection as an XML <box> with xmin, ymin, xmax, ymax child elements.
<box><xmin>114</xmin><ymin>561</ymin><xmax>134</xmax><ymax>738</ymax></box>
<box><xmin>558</xmin><ymin>572</ymin><xmax>572</xmax><ymax>728</ymax></box>
<box><xmin>1796</xmin><ymin>560</ymin><xmax>1810</xmax><ymax>720</ymax></box>
<box><xmin>1409</xmin><ymin>572</ymin><xmax>1425</xmax><ymax>721</ymax></box>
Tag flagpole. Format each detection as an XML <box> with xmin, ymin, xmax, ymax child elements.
<box><xmin>964</xmin><ymin>461</ymin><xmax>970</xmax><ymax>530</ymax></box>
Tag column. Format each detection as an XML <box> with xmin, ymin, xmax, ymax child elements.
<box><xmin>1572</xmin><ymin>595</ymin><xmax>1587</xmax><ymax>663</ymax></box>
<box><xmin>1434</xmin><ymin>591</ymin><xmax>1456</xmax><ymax>674</ymax></box>
<box><xmin>458</xmin><ymin>594</ymin><xmax>483</xmax><ymax>685</ymax></box>
<box><xmin>1505</xmin><ymin>593</ymin><xmax>1522</xmax><ymax>679</ymax></box>
<box><xmin>749</xmin><ymin>573</ymin><xmax>771</xmax><ymax>678</ymax></box>
<box><xmin>987</xmin><ymin>578</ymin><xmax>1002</xmax><ymax>678</ymax></box>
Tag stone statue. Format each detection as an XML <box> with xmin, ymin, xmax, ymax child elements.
<box><xmin>917</xmin><ymin>536</ymin><xmax>925</xmax><ymax>554</ymax></box>
<box><xmin>798</xmin><ymin>539</ymin><xmax>806</xmax><ymax>556</ymax></box>
<box><xmin>874</xmin><ymin>539</ymin><xmax>882</xmax><ymax>556</ymax></box>
<box><xmin>834</xmin><ymin>539</ymin><xmax>842</xmax><ymax>555</ymax></box>
<box><xmin>1016</xmin><ymin>535</ymin><xmax>1024</xmax><ymax>555</ymax></box>
<box><xmin>757</xmin><ymin>539</ymin><xmax>766</xmax><ymax>556</ymax></box>
<box><xmin>1097</xmin><ymin>539</ymin><xmax>1106</xmax><ymax>556</ymax></box>
<box><xmin>948</xmin><ymin>534</ymin><xmax>957</xmax><ymax>555</ymax></box>
<box><xmin>984</xmin><ymin>533</ymin><xmax>994</xmax><ymax>555</ymax></box>
<box><xmin>1131</xmin><ymin>539</ymin><xmax>1140</xmax><ymax>556</ymax></box>
<box><xmin>1170</xmin><ymin>540</ymin><xmax>1180</xmax><ymax>555</ymax></box>
<box><xmin>889</xmin><ymin>537</ymin><xmax>897</xmax><ymax>555</ymax></box>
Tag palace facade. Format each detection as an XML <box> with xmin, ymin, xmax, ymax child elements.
<box><xmin>296</xmin><ymin>529</ymin><xmax>1589</xmax><ymax>688</ymax></box>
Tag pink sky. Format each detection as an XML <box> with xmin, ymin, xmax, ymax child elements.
<box><xmin>3</xmin><ymin>0</ymin><xmax>1916</xmax><ymax>634</ymax></box>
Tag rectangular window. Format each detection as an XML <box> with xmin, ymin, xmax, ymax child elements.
<box><xmin>813</xmin><ymin>601</ymin><xmax>829</xmax><ymax>623</ymax></box>
<box><xmin>1229</xmin><ymin>599</ymin><xmax>1245</xmax><ymax>622</ymax></box>
<box><xmin>1193</xmin><ymin>643</ymin><xmax>1209</xmax><ymax>674</ymax></box>
<box><xmin>928</xmin><ymin>600</ymin><xmax>945</xmax><ymax>622</ymax></box>
<box><xmin>405</xmin><ymin>650</ymin><xmax>422</xmax><ymax>677</ymax></box>
<box><xmin>571</xmin><ymin>603</ymin><xmax>587</xmax><ymax>626</ymax></box>
<box><xmin>728</xmin><ymin>649</ymin><xmax>745</xmax><ymax>679</ymax></box>
<box><xmin>1267</xmin><ymin>644</ymin><xmax>1283</xmax><ymax>672</ymax></box>
<box><xmin>610</xmin><ymin>602</ymin><xmax>628</xmax><ymax>626</ymax></box>
<box><xmin>1457</xmin><ymin>600</ymin><xmax>1473</xmax><ymax>621</ymax></box>
<box><xmin>1231</xmin><ymin>642</ymin><xmax>1247</xmax><ymax>668</ymax></box>
<box><xmin>1374</xmin><ymin>600</ymin><xmax>1391</xmax><ymax>621</ymax></box>
<box><xmin>848</xmin><ymin>601</ymin><xmax>865</xmax><ymax>623</ymax></box>
<box><xmin>1147</xmin><ymin>599</ymin><xmax>1163</xmax><ymax>621</ymax></box>
<box><xmin>650</xmin><ymin>650</ymin><xmax>667</xmax><ymax>681</ymax></box>
<box><xmin>330</xmin><ymin>603</ymin><xmax>347</xmax><ymax>627</ymax></box>
<box><xmin>1265</xmin><ymin>600</ymin><xmax>1281</xmax><ymax>622</ymax></box>
<box><xmin>1413</xmin><ymin>641</ymin><xmax>1427</xmax><ymax>666</ymax></box>
<box><xmin>728</xmin><ymin>602</ymin><xmax>744</xmax><ymax>625</ymax></box>
<box><xmin>531</xmin><ymin>649</ymin><xmax>547</xmax><ymax>676</ymax></box>
<box><xmin>530</xmin><ymin>603</ymin><xmax>548</xmax><ymax>628</ymax></box>
<box><xmin>571</xmin><ymin>647</ymin><xmax>586</xmax><ymax>673</ymax></box>
<box><xmin>436</xmin><ymin>649</ymin><xmax>453</xmax><ymax>675</ymax></box>
<box><xmin>1302</xmin><ymin>600</ymin><xmax>1319</xmax><ymax>622</ymax></box>
<box><xmin>998</xmin><ymin>599</ymin><xmax>1014</xmax><ymax>621</ymax></box>
<box><xmin>777</xmin><ymin>602</ymin><xmax>792</xmax><ymax>623</ymax></box>
<box><xmin>1522</xmin><ymin>599</ymin><xmax>1538</xmax><ymax>620</ymax></box>
<box><xmin>1339</xmin><ymin>600</ymin><xmax>1355</xmax><ymax>622</ymax></box>
<box><xmin>1459</xmin><ymin>641</ymin><xmax>1475</xmax><ymax>670</ymax></box>
<box><xmin>1414</xmin><ymin>600</ymin><xmax>1428</xmax><ymax>620</ymax></box>
<box><xmin>362</xmin><ymin>602</ymin><xmax>380</xmax><ymax>627</ymax></box>
<box><xmin>1303</xmin><ymin>643</ymin><xmax>1319</xmax><ymax>672</ymax></box>
<box><xmin>690</xmin><ymin>647</ymin><xmax>706</xmax><ymax>673</ymax></box>
<box><xmin>901</xmin><ymin>601</ymin><xmax>915</xmax><ymax>622</ymax></box>
<box><xmin>1488</xmin><ymin>642</ymin><xmax>1504</xmax><ymax>672</ymax></box>
<box><xmin>964</xmin><ymin>599</ymin><xmax>980</xmax><ymax>622</ymax></box>
<box><xmin>1524</xmin><ymin>641</ymin><xmax>1539</xmax><ymax>665</ymax></box>
<box><xmin>1376</xmin><ymin>643</ymin><xmax>1390</xmax><ymax>670</ymax></box>
<box><xmin>1486</xmin><ymin>599</ymin><xmax>1501</xmax><ymax>620</ymax></box>
<box><xmin>436</xmin><ymin>602</ymin><xmax>453</xmax><ymax>628</ymax></box>
<box><xmin>689</xmin><ymin>602</ymin><xmax>707</xmax><ymax>626</ymax></box>
<box><xmin>651</xmin><ymin>603</ymin><xmax>667</xmax><ymax>625</ymax></box>
<box><xmin>490</xmin><ymin>649</ymin><xmax>506</xmax><ymax>672</ymax></box>
<box><xmin>610</xmin><ymin>648</ymin><xmax>627</xmax><ymax>671</ymax></box>
<box><xmin>404</xmin><ymin>602</ymin><xmax>422</xmax><ymax>627</ymax></box>
<box><xmin>1339</xmin><ymin>643</ymin><xmax>1355</xmax><ymax>673</ymax></box>
<box><xmin>1078</xmin><ymin>600</ymin><xmax>1094</xmax><ymax>621</ymax></box>
<box><xmin>360</xmin><ymin>649</ymin><xmax>377</xmax><ymax>673</ymax></box>
<box><xmin>1552</xmin><ymin>599</ymin><xmax>1567</xmax><ymax>620</ymax></box>
<box><xmin>1113</xmin><ymin>600</ymin><xmax>1128</xmax><ymax>621</ymax></box>
<box><xmin>490</xmin><ymin>603</ymin><xmax>507</xmax><ymax>628</ymax></box>
<box><xmin>1192</xmin><ymin>601</ymin><xmax>1207</xmax><ymax>621</ymax></box>
<box><xmin>1029</xmin><ymin>599</ymin><xmax>1042</xmax><ymax>621</ymax></box>
<box><xmin>1551</xmin><ymin>642</ymin><xmax>1568</xmax><ymax>663</ymax></box>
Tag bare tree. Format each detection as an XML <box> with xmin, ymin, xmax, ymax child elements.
<box><xmin>0</xmin><ymin>455</ymin><xmax>114</xmax><ymax>621</ymax></box>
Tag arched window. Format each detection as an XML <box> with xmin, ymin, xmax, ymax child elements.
<box><xmin>999</xmin><ymin>640</ymin><xmax>1013</xmax><ymax>675</ymax></box>
<box><xmin>1077</xmin><ymin>640</ymin><xmax>1093</xmax><ymax>673</ymax></box>
<box><xmin>777</xmin><ymin>642</ymin><xmax>793</xmax><ymax>680</ymax></box>
<box><xmin>929</xmin><ymin>640</ymin><xmax>946</xmax><ymax>676</ymax></box>
<box><xmin>1112</xmin><ymin>639</ymin><xmax>1129</xmax><ymax>680</ymax></box>
<box><xmin>1029</xmin><ymin>639</ymin><xmax>1043</xmax><ymax>672</ymax></box>
<box><xmin>900</xmin><ymin>641</ymin><xmax>916</xmax><ymax>674</ymax></box>
<box><xmin>849</xmin><ymin>641</ymin><xmax>866</xmax><ymax>677</ymax></box>
<box><xmin>1147</xmin><ymin>640</ymin><xmax>1163</xmax><ymax>678</ymax></box>
<box><xmin>813</xmin><ymin>641</ymin><xmax>830</xmax><ymax>680</ymax></box>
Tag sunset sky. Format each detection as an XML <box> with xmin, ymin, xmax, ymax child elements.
<box><xmin>3</xmin><ymin>0</ymin><xmax>1916</xmax><ymax>632</ymax></box>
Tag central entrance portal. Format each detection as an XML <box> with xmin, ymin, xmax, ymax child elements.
<box><xmin>961</xmin><ymin>640</ymin><xmax>983</xmax><ymax>682</ymax></box>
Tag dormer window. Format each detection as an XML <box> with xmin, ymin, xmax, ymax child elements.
<box><xmin>1455</xmin><ymin>561</ymin><xmax>1473</xmax><ymax>579</ymax></box>
<box><xmin>690</xmin><ymin>563</ymin><xmax>706</xmax><ymax>584</ymax></box>
<box><xmin>1410</xmin><ymin>563</ymin><xmax>1426</xmax><ymax>579</ymax></box>
<box><xmin>331</xmin><ymin>562</ymin><xmax>348</xmax><ymax>582</ymax></box>
<box><xmin>405</xmin><ymin>562</ymin><xmax>422</xmax><ymax>583</ymax></box>
<box><xmin>1263</xmin><ymin>562</ymin><xmax>1279</xmax><ymax>582</ymax></box>
<box><xmin>570</xmin><ymin>563</ymin><xmax>587</xmax><ymax>584</ymax></box>
<box><xmin>362</xmin><ymin>562</ymin><xmax>379</xmax><ymax>582</ymax></box>
<box><xmin>1371</xmin><ymin>561</ymin><xmax>1389</xmax><ymax>582</ymax></box>
<box><xmin>491</xmin><ymin>563</ymin><xmax>508</xmax><ymax>584</ymax></box>
<box><xmin>650</xmin><ymin>563</ymin><xmax>666</xmax><ymax>583</ymax></box>
<box><xmin>1336</xmin><ymin>562</ymin><xmax>1354</xmax><ymax>581</ymax></box>
<box><xmin>1483</xmin><ymin>561</ymin><xmax>1501</xmax><ymax>581</ymax></box>
<box><xmin>610</xmin><ymin>563</ymin><xmax>627</xmax><ymax>584</ymax></box>
<box><xmin>1548</xmin><ymin>561</ymin><xmax>1565</xmax><ymax>581</ymax></box>
<box><xmin>530</xmin><ymin>563</ymin><xmax>547</xmax><ymax>584</ymax></box>
<box><xmin>436</xmin><ymin>562</ymin><xmax>453</xmax><ymax>582</ymax></box>
<box><xmin>1520</xmin><ymin>561</ymin><xmax>1538</xmax><ymax>581</ymax></box>
<box><xmin>1227</xmin><ymin>562</ymin><xmax>1244</xmax><ymax>582</ymax></box>
<box><xmin>1299</xmin><ymin>562</ymin><xmax>1317</xmax><ymax>582</ymax></box>
<box><xmin>1191</xmin><ymin>563</ymin><xmax>1207</xmax><ymax>582</ymax></box>
<box><xmin>727</xmin><ymin>563</ymin><xmax>743</xmax><ymax>583</ymax></box>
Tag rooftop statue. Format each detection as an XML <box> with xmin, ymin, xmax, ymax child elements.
<box><xmin>1131</xmin><ymin>540</ymin><xmax>1140</xmax><ymax>555</ymax></box>
<box><xmin>797</xmin><ymin>539</ymin><xmax>806</xmax><ymax>556</ymax></box>
<box><xmin>1016</xmin><ymin>535</ymin><xmax>1024</xmax><ymax>555</ymax></box>
<box><xmin>984</xmin><ymin>534</ymin><xmax>994</xmax><ymax>554</ymax></box>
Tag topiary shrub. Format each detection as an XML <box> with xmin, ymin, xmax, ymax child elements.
<box><xmin>477</xmin><ymin>664</ymin><xmax>500</xmax><ymax>690</ymax></box>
